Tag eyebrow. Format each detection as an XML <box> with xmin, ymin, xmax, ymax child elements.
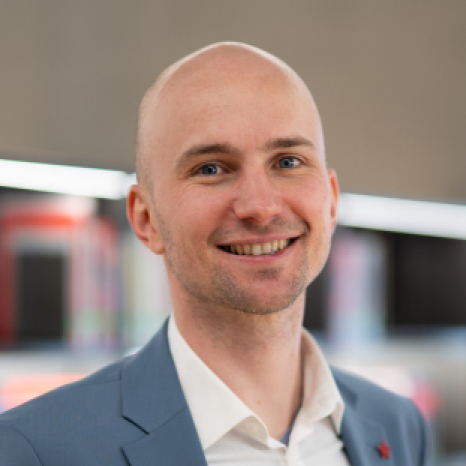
<box><xmin>263</xmin><ymin>136</ymin><xmax>316</xmax><ymax>152</ymax></box>
<box><xmin>179</xmin><ymin>143</ymin><xmax>241</xmax><ymax>164</ymax></box>
<box><xmin>177</xmin><ymin>136</ymin><xmax>316</xmax><ymax>167</ymax></box>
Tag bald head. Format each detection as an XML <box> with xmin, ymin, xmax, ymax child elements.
<box><xmin>128</xmin><ymin>42</ymin><xmax>339</xmax><ymax>319</ymax></box>
<box><xmin>135</xmin><ymin>42</ymin><xmax>324</xmax><ymax>188</ymax></box>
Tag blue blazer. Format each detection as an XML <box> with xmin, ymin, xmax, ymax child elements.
<box><xmin>0</xmin><ymin>320</ymin><xmax>430</xmax><ymax>465</ymax></box>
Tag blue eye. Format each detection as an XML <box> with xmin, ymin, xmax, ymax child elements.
<box><xmin>199</xmin><ymin>164</ymin><xmax>219</xmax><ymax>175</ymax></box>
<box><xmin>278</xmin><ymin>156</ymin><xmax>299</xmax><ymax>169</ymax></box>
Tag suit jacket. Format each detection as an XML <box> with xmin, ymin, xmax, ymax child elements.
<box><xmin>0</xmin><ymin>320</ymin><xmax>430</xmax><ymax>465</ymax></box>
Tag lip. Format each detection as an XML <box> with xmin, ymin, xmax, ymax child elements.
<box><xmin>215</xmin><ymin>234</ymin><xmax>300</xmax><ymax>247</ymax></box>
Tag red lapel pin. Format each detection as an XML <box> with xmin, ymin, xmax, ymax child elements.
<box><xmin>377</xmin><ymin>440</ymin><xmax>391</xmax><ymax>459</ymax></box>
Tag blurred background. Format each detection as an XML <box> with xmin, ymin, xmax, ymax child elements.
<box><xmin>0</xmin><ymin>1</ymin><xmax>465</xmax><ymax>464</ymax></box>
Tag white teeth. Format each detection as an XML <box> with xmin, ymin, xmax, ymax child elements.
<box><xmin>252</xmin><ymin>244</ymin><xmax>262</xmax><ymax>255</ymax></box>
<box><xmin>225</xmin><ymin>239</ymin><xmax>292</xmax><ymax>256</ymax></box>
<box><xmin>262</xmin><ymin>242</ymin><xmax>272</xmax><ymax>254</ymax></box>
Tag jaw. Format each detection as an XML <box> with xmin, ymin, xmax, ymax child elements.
<box><xmin>208</xmin><ymin>236</ymin><xmax>310</xmax><ymax>313</ymax></box>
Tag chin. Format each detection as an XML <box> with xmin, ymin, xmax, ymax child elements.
<box><xmin>225</xmin><ymin>283</ymin><xmax>306</xmax><ymax>316</ymax></box>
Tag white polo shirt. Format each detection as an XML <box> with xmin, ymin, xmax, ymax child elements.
<box><xmin>168</xmin><ymin>317</ymin><xmax>351</xmax><ymax>465</ymax></box>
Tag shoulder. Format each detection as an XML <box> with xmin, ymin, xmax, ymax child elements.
<box><xmin>0</xmin><ymin>356</ymin><xmax>136</xmax><ymax>464</ymax></box>
<box><xmin>332</xmin><ymin>366</ymin><xmax>421</xmax><ymax>418</ymax></box>
<box><xmin>332</xmin><ymin>367</ymin><xmax>431</xmax><ymax>466</ymax></box>
<box><xmin>332</xmin><ymin>366</ymin><xmax>407</xmax><ymax>403</ymax></box>
<box><xmin>0</xmin><ymin>323</ymin><xmax>175</xmax><ymax>464</ymax></box>
<box><xmin>0</xmin><ymin>356</ymin><xmax>127</xmax><ymax>424</ymax></box>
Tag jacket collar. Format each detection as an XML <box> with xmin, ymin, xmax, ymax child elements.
<box><xmin>333</xmin><ymin>369</ymin><xmax>396</xmax><ymax>466</ymax></box>
<box><xmin>119</xmin><ymin>321</ymin><xmax>393</xmax><ymax>466</ymax></box>
<box><xmin>121</xmin><ymin>320</ymin><xmax>208</xmax><ymax>466</ymax></box>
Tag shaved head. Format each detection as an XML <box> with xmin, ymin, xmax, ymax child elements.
<box><xmin>127</xmin><ymin>40</ymin><xmax>338</xmax><ymax>327</ymax></box>
<box><xmin>135</xmin><ymin>42</ymin><xmax>324</xmax><ymax>189</ymax></box>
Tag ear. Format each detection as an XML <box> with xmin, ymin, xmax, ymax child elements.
<box><xmin>126</xmin><ymin>184</ymin><xmax>165</xmax><ymax>254</ymax></box>
<box><xmin>327</xmin><ymin>168</ymin><xmax>339</xmax><ymax>232</ymax></box>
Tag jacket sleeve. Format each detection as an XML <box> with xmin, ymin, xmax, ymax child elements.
<box><xmin>0</xmin><ymin>424</ymin><xmax>44</xmax><ymax>466</ymax></box>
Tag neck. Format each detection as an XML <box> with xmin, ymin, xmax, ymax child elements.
<box><xmin>172</xmin><ymin>292</ymin><xmax>305</xmax><ymax>439</ymax></box>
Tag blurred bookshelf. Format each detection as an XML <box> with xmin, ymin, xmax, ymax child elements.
<box><xmin>304</xmin><ymin>226</ymin><xmax>466</xmax><ymax>461</ymax></box>
<box><xmin>0</xmin><ymin>188</ymin><xmax>465</xmax><ymax>464</ymax></box>
<box><xmin>304</xmin><ymin>227</ymin><xmax>466</xmax><ymax>338</ymax></box>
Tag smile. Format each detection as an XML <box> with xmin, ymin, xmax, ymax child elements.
<box><xmin>219</xmin><ymin>238</ymin><xmax>296</xmax><ymax>256</ymax></box>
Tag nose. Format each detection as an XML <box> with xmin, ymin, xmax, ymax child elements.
<box><xmin>232</xmin><ymin>169</ymin><xmax>282</xmax><ymax>224</ymax></box>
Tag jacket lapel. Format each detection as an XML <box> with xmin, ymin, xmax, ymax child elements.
<box><xmin>120</xmin><ymin>320</ymin><xmax>208</xmax><ymax>466</ymax></box>
<box><xmin>122</xmin><ymin>409</ymin><xmax>207</xmax><ymax>466</ymax></box>
<box><xmin>118</xmin><ymin>323</ymin><xmax>397</xmax><ymax>466</ymax></box>
<box><xmin>334</xmin><ymin>371</ymin><xmax>395</xmax><ymax>466</ymax></box>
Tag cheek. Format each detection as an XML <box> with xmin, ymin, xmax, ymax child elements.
<box><xmin>287</xmin><ymin>179</ymin><xmax>330</xmax><ymax>221</ymax></box>
<box><xmin>160</xmin><ymin>185</ymin><xmax>229</xmax><ymax>240</ymax></box>
<box><xmin>184</xmin><ymin>186</ymin><xmax>228</xmax><ymax>219</ymax></box>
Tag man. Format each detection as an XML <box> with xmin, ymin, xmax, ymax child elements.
<box><xmin>0</xmin><ymin>42</ymin><xmax>429</xmax><ymax>465</ymax></box>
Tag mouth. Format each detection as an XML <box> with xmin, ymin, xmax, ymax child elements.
<box><xmin>218</xmin><ymin>237</ymin><xmax>298</xmax><ymax>256</ymax></box>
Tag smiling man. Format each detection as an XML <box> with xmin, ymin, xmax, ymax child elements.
<box><xmin>0</xmin><ymin>43</ymin><xmax>430</xmax><ymax>466</ymax></box>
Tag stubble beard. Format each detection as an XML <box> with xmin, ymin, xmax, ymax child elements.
<box><xmin>165</xmin><ymin>242</ymin><xmax>308</xmax><ymax>317</ymax></box>
<box><xmin>205</xmin><ymin>256</ymin><xmax>308</xmax><ymax>315</ymax></box>
<box><xmin>154</xmin><ymin>205</ymin><xmax>330</xmax><ymax>320</ymax></box>
<box><xmin>162</xmin><ymin>234</ymin><xmax>324</xmax><ymax>319</ymax></box>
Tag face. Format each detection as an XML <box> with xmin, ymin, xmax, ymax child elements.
<box><xmin>129</xmin><ymin>65</ymin><xmax>338</xmax><ymax>318</ymax></box>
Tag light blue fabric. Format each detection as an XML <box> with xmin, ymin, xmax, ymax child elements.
<box><xmin>0</xmin><ymin>319</ymin><xmax>431</xmax><ymax>466</ymax></box>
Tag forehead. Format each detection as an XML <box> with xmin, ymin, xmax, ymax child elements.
<box><xmin>144</xmin><ymin>57</ymin><xmax>324</xmax><ymax>175</ymax></box>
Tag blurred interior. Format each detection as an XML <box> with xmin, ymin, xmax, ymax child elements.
<box><xmin>0</xmin><ymin>2</ymin><xmax>465</xmax><ymax>465</ymax></box>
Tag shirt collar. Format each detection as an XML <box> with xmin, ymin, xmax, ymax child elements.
<box><xmin>168</xmin><ymin>315</ymin><xmax>344</xmax><ymax>450</ymax></box>
<box><xmin>291</xmin><ymin>330</ymin><xmax>345</xmax><ymax>445</ymax></box>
